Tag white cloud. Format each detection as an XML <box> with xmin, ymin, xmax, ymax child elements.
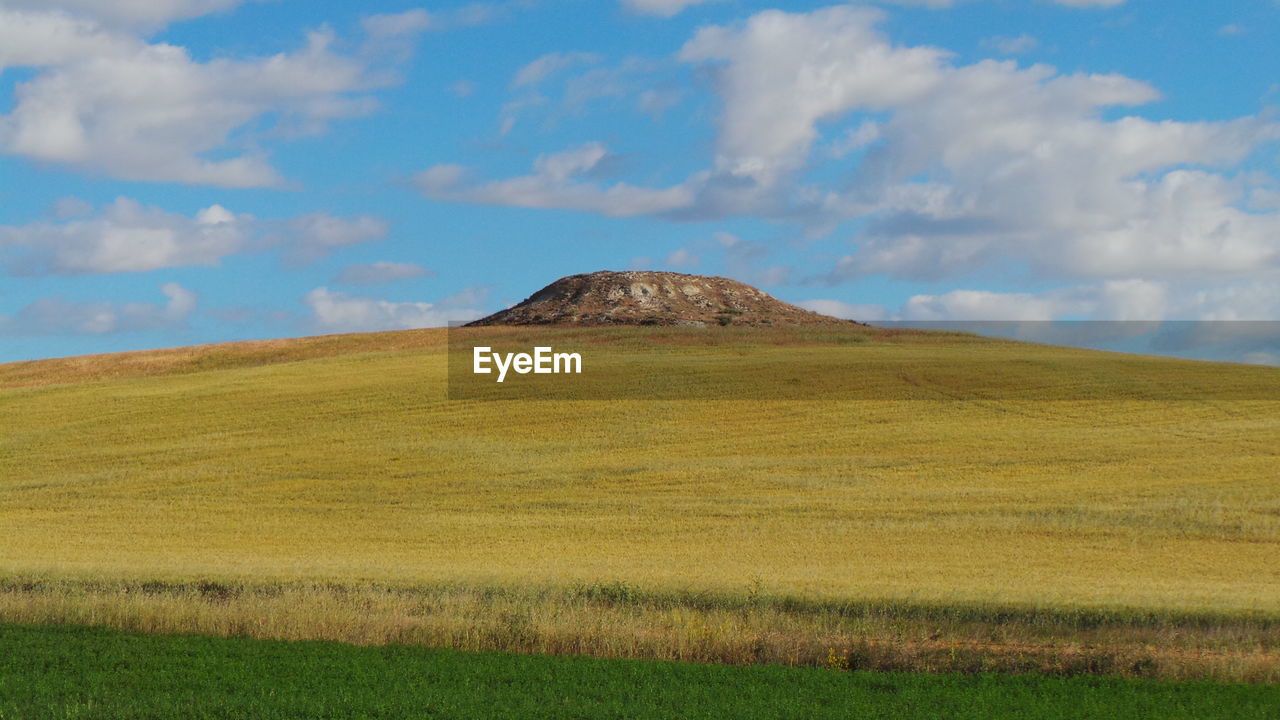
<box><xmin>901</xmin><ymin>289</ymin><xmax>1075</xmax><ymax>321</ymax></box>
<box><xmin>512</xmin><ymin>51</ymin><xmax>600</xmax><ymax>88</ymax></box>
<box><xmin>684</xmin><ymin>8</ymin><xmax>1280</xmax><ymax>290</ymax></box>
<box><xmin>826</xmin><ymin>0</ymin><xmax>1125</xmax><ymax>7</ymax></box>
<box><xmin>981</xmin><ymin>34</ymin><xmax>1039</xmax><ymax>55</ymax></box>
<box><xmin>0</xmin><ymin>198</ymin><xmax>386</xmax><ymax>275</ymax></box>
<box><xmin>1</xmin><ymin>198</ymin><xmax>252</xmax><ymax>274</ymax></box>
<box><xmin>1248</xmin><ymin>188</ymin><xmax>1280</xmax><ymax>211</ymax></box>
<box><xmin>678</xmin><ymin>6</ymin><xmax>947</xmax><ymax>186</ymax></box>
<box><xmin>359</xmin><ymin>8</ymin><xmax>436</xmax><ymax>61</ymax></box>
<box><xmin>1242</xmin><ymin>352</ymin><xmax>1278</xmax><ymax>366</ymax></box>
<box><xmin>620</xmin><ymin>0</ymin><xmax>718</xmax><ymax>18</ymax></box>
<box><xmin>361</xmin><ymin>9</ymin><xmax>434</xmax><ymax>38</ymax></box>
<box><xmin>51</xmin><ymin>196</ymin><xmax>93</xmax><ymax>220</ymax></box>
<box><xmin>1092</xmin><ymin>279</ymin><xmax>1168</xmax><ymax>322</ymax></box>
<box><xmin>817</xmin><ymin>278</ymin><xmax>1280</xmax><ymax>323</ymax></box>
<box><xmin>496</xmin><ymin>94</ymin><xmax>548</xmax><ymax>136</ymax></box>
<box><xmin>419</xmin><ymin>7</ymin><xmax>945</xmax><ymax>217</ymax></box>
<box><xmin>636</xmin><ymin>87</ymin><xmax>683</xmax><ymax>118</ymax></box>
<box><xmin>828</xmin><ymin>121</ymin><xmax>883</xmax><ymax>158</ymax></box>
<box><xmin>362</xmin><ymin>3</ymin><xmax>509</xmax><ymax>38</ymax></box>
<box><xmin>436</xmin><ymin>3</ymin><xmax>509</xmax><ymax>30</ymax></box>
<box><xmin>0</xmin><ymin>8</ymin><xmax>137</xmax><ymax>71</ymax></box>
<box><xmin>537</xmin><ymin>142</ymin><xmax>609</xmax><ymax>180</ymax></box>
<box><xmin>664</xmin><ymin>248</ymin><xmax>699</xmax><ymax>268</ymax></box>
<box><xmin>0</xmin><ymin>282</ymin><xmax>196</xmax><ymax>336</ymax></box>
<box><xmin>304</xmin><ymin>287</ymin><xmax>484</xmax><ymax>332</ymax></box>
<box><xmin>796</xmin><ymin>299</ymin><xmax>886</xmax><ymax>321</ymax></box>
<box><xmin>1174</xmin><ymin>282</ymin><xmax>1280</xmax><ymax>321</ymax></box>
<box><xmin>335</xmin><ymin>261</ymin><xmax>433</xmax><ymax>286</ymax></box>
<box><xmin>0</xmin><ymin>0</ymin><xmax>252</xmax><ymax>30</ymax></box>
<box><xmin>417</xmin><ymin>5</ymin><xmax>1280</xmax><ymax>322</ymax></box>
<box><xmin>417</xmin><ymin>143</ymin><xmax>696</xmax><ymax>217</ymax></box>
<box><xmin>0</xmin><ymin>7</ymin><xmax>413</xmax><ymax>187</ymax></box>
<box><xmin>280</xmin><ymin>213</ymin><xmax>389</xmax><ymax>265</ymax></box>
<box><xmin>623</xmin><ymin>0</ymin><xmax>1116</xmax><ymax>14</ymax></box>
<box><xmin>708</xmin><ymin>231</ymin><xmax>793</xmax><ymax>286</ymax></box>
<box><xmin>1053</xmin><ymin>0</ymin><xmax>1125</xmax><ymax>7</ymax></box>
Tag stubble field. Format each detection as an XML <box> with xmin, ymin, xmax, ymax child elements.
<box><xmin>1</xmin><ymin>325</ymin><xmax>1278</xmax><ymax>682</ymax></box>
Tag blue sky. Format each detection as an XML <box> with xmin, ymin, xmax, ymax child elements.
<box><xmin>1</xmin><ymin>0</ymin><xmax>1279</xmax><ymax>363</ymax></box>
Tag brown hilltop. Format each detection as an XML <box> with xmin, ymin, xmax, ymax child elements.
<box><xmin>465</xmin><ymin>271</ymin><xmax>856</xmax><ymax>327</ymax></box>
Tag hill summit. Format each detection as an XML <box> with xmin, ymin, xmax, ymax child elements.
<box><xmin>465</xmin><ymin>270</ymin><xmax>854</xmax><ymax>327</ymax></box>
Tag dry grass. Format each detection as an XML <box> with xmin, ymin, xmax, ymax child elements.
<box><xmin>3</xmin><ymin>578</ymin><xmax>1277</xmax><ymax>682</ymax></box>
<box><xmin>2</xmin><ymin>325</ymin><xmax>1279</xmax><ymax>678</ymax></box>
<box><xmin>0</xmin><ymin>329</ymin><xmax>448</xmax><ymax>389</ymax></box>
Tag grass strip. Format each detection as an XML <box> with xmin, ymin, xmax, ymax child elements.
<box><xmin>2</xmin><ymin>623</ymin><xmax>1279</xmax><ymax>720</ymax></box>
<box><xmin>2</xmin><ymin>578</ymin><xmax>1277</xmax><ymax>682</ymax></box>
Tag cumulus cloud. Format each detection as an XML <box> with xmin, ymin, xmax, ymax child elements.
<box><xmin>0</xmin><ymin>0</ymin><xmax>252</xmax><ymax>30</ymax></box>
<box><xmin>0</xmin><ymin>198</ymin><xmax>386</xmax><ymax>275</ymax></box>
<box><xmin>0</xmin><ymin>6</ymin><xmax>417</xmax><ymax>187</ymax></box>
<box><xmin>678</xmin><ymin>6</ymin><xmax>948</xmax><ymax>187</ymax></box>
<box><xmin>806</xmin><ymin>277</ymin><xmax>1280</xmax><ymax>324</ymax></box>
<box><xmin>303</xmin><ymin>287</ymin><xmax>484</xmax><ymax>332</ymax></box>
<box><xmin>0</xmin><ymin>198</ymin><xmax>252</xmax><ymax>274</ymax></box>
<box><xmin>335</xmin><ymin>261</ymin><xmax>433</xmax><ymax>286</ymax></box>
<box><xmin>419</xmin><ymin>7</ymin><xmax>947</xmax><ymax>218</ymax></box>
<box><xmin>418</xmin><ymin>5</ymin><xmax>1279</xmax><ymax>321</ymax></box>
<box><xmin>0</xmin><ymin>282</ymin><xmax>196</xmax><ymax>336</ymax></box>
<box><xmin>674</xmin><ymin>3</ymin><xmax>1270</xmax><ymax>249</ymax></box>
<box><xmin>0</xmin><ymin>8</ymin><xmax>137</xmax><ymax>70</ymax></box>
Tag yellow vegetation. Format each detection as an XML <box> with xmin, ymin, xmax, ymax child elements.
<box><xmin>1</xmin><ymin>325</ymin><xmax>1278</xmax><ymax>677</ymax></box>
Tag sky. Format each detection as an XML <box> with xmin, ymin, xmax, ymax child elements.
<box><xmin>1</xmin><ymin>0</ymin><xmax>1279</xmax><ymax>363</ymax></box>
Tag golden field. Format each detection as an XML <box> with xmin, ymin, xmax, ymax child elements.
<box><xmin>1</xmin><ymin>325</ymin><xmax>1279</xmax><ymax>678</ymax></box>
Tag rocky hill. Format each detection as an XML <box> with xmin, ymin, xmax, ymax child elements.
<box><xmin>465</xmin><ymin>271</ymin><xmax>855</xmax><ymax>327</ymax></box>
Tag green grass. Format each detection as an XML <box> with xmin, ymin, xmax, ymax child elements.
<box><xmin>1</xmin><ymin>623</ymin><xmax>1276</xmax><ymax>720</ymax></box>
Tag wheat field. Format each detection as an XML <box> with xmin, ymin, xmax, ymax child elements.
<box><xmin>2</xmin><ymin>326</ymin><xmax>1279</xmax><ymax>678</ymax></box>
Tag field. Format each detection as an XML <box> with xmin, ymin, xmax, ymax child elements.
<box><xmin>3</xmin><ymin>623</ymin><xmax>1277</xmax><ymax>719</ymax></box>
<box><xmin>1</xmin><ymin>325</ymin><xmax>1279</xmax><ymax>681</ymax></box>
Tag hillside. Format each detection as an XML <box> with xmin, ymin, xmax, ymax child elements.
<box><xmin>1</xmin><ymin>324</ymin><xmax>1279</xmax><ymax>679</ymax></box>
<box><xmin>466</xmin><ymin>270</ymin><xmax>853</xmax><ymax>327</ymax></box>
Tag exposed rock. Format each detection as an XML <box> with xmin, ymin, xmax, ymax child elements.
<box><xmin>465</xmin><ymin>271</ymin><xmax>856</xmax><ymax>327</ymax></box>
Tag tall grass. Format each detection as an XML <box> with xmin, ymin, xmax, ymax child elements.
<box><xmin>2</xmin><ymin>578</ymin><xmax>1277</xmax><ymax>682</ymax></box>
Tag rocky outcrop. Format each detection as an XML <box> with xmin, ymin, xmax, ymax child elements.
<box><xmin>465</xmin><ymin>271</ymin><xmax>855</xmax><ymax>327</ymax></box>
